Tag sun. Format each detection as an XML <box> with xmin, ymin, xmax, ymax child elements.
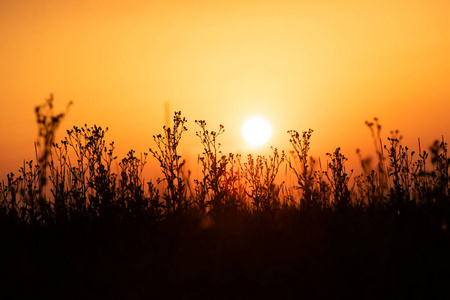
<box><xmin>242</xmin><ymin>117</ymin><xmax>272</xmax><ymax>146</ymax></box>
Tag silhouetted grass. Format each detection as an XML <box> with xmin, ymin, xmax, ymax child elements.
<box><xmin>1</xmin><ymin>96</ymin><xmax>450</xmax><ymax>299</ymax></box>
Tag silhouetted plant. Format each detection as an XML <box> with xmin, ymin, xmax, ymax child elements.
<box><xmin>48</xmin><ymin>124</ymin><xmax>118</xmax><ymax>219</ymax></box>
<box><xmin>118</xmin><ymin>150</ymin><xmax>160</xmax><ymax>219</ymax></box>
<box><xmin>2</xmin><ymin>98</ymin><xmax>450</xmax><ymax>225</ymax></box>
<box><xmin>18</xmin><ymin>160</ymin><xmax>41</xmax><ymax>224</ymax></box>
<box><xmin>365</xmin><ymin>118</ymin><xmax>389</xmax><ymax>201</ymax></box>
<box><xmin>287</xmin><ymin>129</ymin><xmax>316</xmax><ymax>207</ymax></box>
<box><xmin>150</xmin><ymin>111</ymin><xmax>188</xmax><ymax>214</ymax></box>
<box><xmin>410</xmin><ymin>139</ymin><xmax>430</xmax><ymax>202</ymax></box>
<box><xmin>221</xmin><ymin>152</ymin><xmax>247</xmax><ymax>212</ymax></box>
<box><xmin>49</xmin><ymin>140</ymin><xmax>70</xmax><ymax>223</ymax></box>
<box><xmin>0</xmin><ymin>172</ymin><xmax>23</xmax><ymax>221</ymax></box>
<box><xmin>195</xmin><ymin>120</ymin><xmax>227</xmax><ymax>212</ymax></box>
<box><xmin>312</xmin><ymin>157</ymin><xmax>331</xmax><ymax>208</ymax></box>
<box><xmin>241</xmin><ymin>147</ymin><xmax>285</xmax><ymax>212</ymax></box>
<box><xmin>354</xmin><ymin>170</ymin><xmax>379</xmax><ymax>208</ymax></box>
<box><xmin>34</xmin><ymin>94</ymin><xmax>71</xmax><ymax>224</ymax></box>
<box><xmin>429</xmin><ymin>137</ymin><xmax>449</xmax><ymax>198</ymax></box>
<box><xmin>326</xmin><ymin>148</ymin><xmax>352</xmax><ymax>211</ymax></box>
<box><xmin>68</xmin><ymin>125</ymin><xmax>117</xmax><ymax>217</ymax></box>
<box><xmin>384</xmin><ymin>134</ymin><xmax>415</xmax><ymax>210</ymax></box>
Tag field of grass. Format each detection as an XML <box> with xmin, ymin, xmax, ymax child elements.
<box><xmin>1</xmin><ymin>97</ymin><xmax>449</xmax><ymax>299</ymax></box>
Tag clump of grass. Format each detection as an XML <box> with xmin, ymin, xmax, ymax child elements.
<box><xmin>194</xmin><ymin>120</ymin><xmax>228</xmax><ymax>214</ymax></box>
<box><xmin>429</xmin><ymin>137</ymin><xmax>449</xmax><ymax>198</ymax></box>
<box><xmin>241</xmin><ymin>147</ymin><xmax>285</xmax><ymax>212</ymax></box>
<box><xmin>1</xmin><ymin>97</ymin><xmax>450</xmax><ymax>224</ymax></box>
<box><xmin>326</xmin><ymin>147</ymin><xmax>352</xmax><ymax>211</ymax></box>
<box><xmin>118</xmin><ymin>150</ymin><xmax>160</xmax><ymax>220</ymax></box>
<box><xmin>194</xmin><ymin>120</ymin><xmax>249</xmax><ymax>215</ymax></box>
<box><xmin>64</xmin><ymin>124</ymin><xmax>118</xmax><ymax>218</ymax></box>
<box><xmin>287</xmin><ymin>128</ymin><xmax>330</xmax><ymax>209</ymax></box>
<box><xmin>364</xmin><ymin>118</ymin><xmax>389</xmax><ymax>200</ymax></box>
<box><xmin>0</xmin><ymin>172</ymin><xmax>24</xmax><ymax>222</ymax></box>
<box><xmin>384</xmin><ymin>134</ymin><xmax>415</xmax><ymax>211</ymax></box>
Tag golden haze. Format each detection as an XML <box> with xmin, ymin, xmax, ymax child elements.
<box><xmin>1</xmin><ymin>0</ymin><xmax>449</xmax><ymax>179</ymax></box>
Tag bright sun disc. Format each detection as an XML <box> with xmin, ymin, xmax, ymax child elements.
<box><xmin>242</xmin><ymin>117</ymin><xmax>272</xmax><ymax>146</ymax></box>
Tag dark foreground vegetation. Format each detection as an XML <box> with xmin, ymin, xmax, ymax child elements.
<box><xmin>1</xmin><ymin>96</ymin><xmax>449</xmax><ymax>299</ymax></box>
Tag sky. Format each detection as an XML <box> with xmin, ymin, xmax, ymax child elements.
<box><xmin>1</xmin><ymin>0</ymin><xmax>449</xmax><ymax>180</ymax></box>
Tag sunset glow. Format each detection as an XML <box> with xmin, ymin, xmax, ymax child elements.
<box><xmin>2</xmin><ymin>2</ymin><xmax>450</xmax><ymax>298</ymax></box>
<box><xmin>0</xmin><ymin>0</ymin><xmax>449</xmax><ymax>177</ymax></box>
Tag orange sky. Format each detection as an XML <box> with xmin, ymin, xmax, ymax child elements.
<box><xmin>1</xmin><ymin>0</ymin><xmax>449</xmax><ymax>180</ymax></box>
